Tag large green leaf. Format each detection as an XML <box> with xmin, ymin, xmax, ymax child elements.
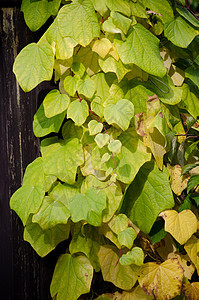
<box><xmin>10</xmin><ymin>185</ymin><xmax>45</xmax><ymax>226</ymax></box>
<box><xmin>21</xmin><ymin>0</ymin><xmax>61</xmax><ymax>31</ymax></box>
<box><xmin>115</xmin><ymin>24</ymin><xmax>166</xmax><ymax>77</ymax></box>
<box><xmin>24</xmin><ymin>217</ymin><xmax>70</xmax><ymax>257</ymax></box>
<box><xmin>57</xmin><ymin>0</ymin><xmax>100</xmax><ymax>46</ymax></box>
<box><xmin>50</xmin><ymin>253</ymin><xmax>93</xmax><ymax>300</ymax></box>
<box><xmin>104</xmin><ymin>99</ymin><xmax>134</xmax><ymax>131</ymax></box>
<box><xmin>68</xmin><ymin>187</ymin><xmax>107</xmax><ymax>226</ymax></box>
<box><xmin>70</xmin><ymin>223</ymin><xmax>101</xmax><ymax>271</ymax></box>
<box><xmin>43</xmin><ymin>89</ymin><xmax>70</xmax><ymax>118</ymax></box>
<box><xmin>121</xmin><ymin>161</ymin><xmax>174</xmax><ymax>234</ymax></box>
<box><xmin>41</xmin><ymin>138</ymin><xmax>84</xmax><ymax>184</ymax></box>
<box><xmin>13</xmin><ymin>42</ymin><xmax>54</xmax><ymax>92</ymax></box>
<box><xmin>33</xmin><ymin>102</ymin><xmax>66</xmax><ymax>137</ymax></box>
<box><xmin>164</xmin><ymin>16</ymin><xmax>198</xmax><ymax>48</ymax></box>
<box><xmin>46</xmin><ymin>18</ymin><xmax>77</xmax><ymax>60</ymax></box>
<box><xmin>116</xmin><ymin>127</ymin><xmax>151</xmax><ymax>184</ymax></box>
<box><xmin>180</xmin><ymin>84</ymin><xmax>199</xmax><ymax>119</ymax></box>
<box><xmin>32</xmin><ymin>196</ymin><xmax>70</xmax><ymax>230</ymax></box>
<box><xmin>67</xmin><ymin>100</ymin><xmax>89</xmax><ymax>126</ymax></box>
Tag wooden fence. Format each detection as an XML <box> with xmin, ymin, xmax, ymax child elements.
<box><xmin>0</xmin><ymin>1</ymin><xmax>59</xmax><ymax>299</ymax></box>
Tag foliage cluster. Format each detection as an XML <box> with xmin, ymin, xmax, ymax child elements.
<box><xmin>10</xmin><ymin>0</ymin><xmax>199</xmax><ymax>299</ymax></box>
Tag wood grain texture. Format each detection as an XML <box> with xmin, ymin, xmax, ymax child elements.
<box><xmin>0</xmin><ymin>7</ymin><xmax>57</xmax><ymax>300</ymax></box>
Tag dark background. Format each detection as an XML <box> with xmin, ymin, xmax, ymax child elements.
<box><xmin>0</xmin><ymin>1</ymin><xmax>56</xmax><ymax>299</ymax></box>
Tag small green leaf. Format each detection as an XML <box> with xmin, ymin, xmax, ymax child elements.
<box><xmin>115</xmin><ymin>24</ymin><xmax>166</xmax><ymax>77</ymax></box>
<box><xmin>108</xmin><ymin>140</ymin><xmax>122</xmax><ymax>154</ymax></box>
<box><xmin>13</xmin><ymin>42</ymin><xmax>54</xmax><ymax>92</ymax></box>
<box><xmin>57</xmin><ymin>0</ymin><xmax>100</xmax><ymax>47</ymax></box>
<box><xmin>64</xmin><ymin>76</ymin><xmax>79</xmax><ymax>97</ymax></box>
<box><xmin>50</xmin><ymin>253</ymin><xmax>93</xmax><ymax>300</ymax></box>
<box><xmin>185</xmin><ymin>66</ymin><xmax>199</xmax><ymax>89</ymax></box>
<box><xmin>21</xmin><ymin>0</ymin><xmax>61</xmax><ymax>31</ymax></box>
<box><xmin>106</xmin><ymin>0</ymin><xmax>131</xmax><ymax>17</ymax></box>
<box><xmin>71</xmin><ymin>61</ymin><xmax>86</xmax><ymax>78</ymax></box>
<box><xmin>67</xmin><ymin>100</ymin><xmax>89</xmax><ymax>126</ymax></box>
<box><xmin>91</xmin><ymin>96</ymin><xmax>104</xmax><ymax>118</ymax></box>
<box><xmin>41</xmin><ymin>138</ymin><xmax>84</xmax><ymax>184</ymax></box>
<box><xmin>91</xmin><ymin>0</ymin><xmax>108</xmax><ymax>16</ymax></box>
<box><xmin>49</xmin><ymin>181</ymin><xmax>80</xmax><ymax>204</ymax></box>
<box><xmin>33</xmin><ymin>102</ymin><xmax>66</xmax><ymax>137</ymax></box>
<box><xmin>24</xmin><ymin>218</ymin><xmax>70</xmax><ymax>257</ymax></box>
<box><xmin>180</xmin><ymin>84</ymin><xmax>199</xmax><ymax>119</ymax></box>
<box><xmin>104</xmin><ymin>99</ymin><xmax>134</xmax><ymax>131</ymax></box>
<box><xmin>88</xmin><ymin>120</ymin><xmax>103</xmax><ymax>135</ymax></box>
<box><xmin>32</xmin><ymin>196</ymin><xmax>70</xmax><ymax>230</ymax></box>
<box><xmin>120</xmin><ymin>247</ymin><xmax>144</xmax><ymax>266</ymax></box>
<box><xmin>77</xmin><ymin>77</ymin><xmax>96</xmax><ymax>98</ymax></box>
<box><xmin>43</xmin><ymin>89</ymin><xmax>70</xmax><ymax>118</ymax></box>
<box><xmin>99</xmin><ymin>57</ymin><xmax>131</xmax><ymax>82</ymax></box>
<box><xmin>187</xmin><ymin>175</ymin><xmax>199</xmax><ymax>193</ymax></box>
<box><xmin>10</xmin><ymin>185</ymin><xmax>45</xmax><ymax>225</ymax></box>
<box><xmin>94</xmin><ymin>133</ymin><xmax>110</xmax><ymax>148</ymax></box>
<box><xmin>121</xmin><ymin>161</ymin><xmax>174</xmax><ymax>233</ymax></box>
<box><xmin>164</xmin><ymin>16</ymin><xmax>198</xmax><ymax>48</ymax></box>
<box><xmin>22</xmin><ymin>157</ymin><xmax>45</xmax><ymax>188</ymax></box>
<box><xmin>111</xmin><ymin>11</ymin><xmax>132</xmax><ymax>35</ymax></box>
<box><xmin>118</xmin><ymin>227</ymin><xmax>137</xmax><ymax>249</ymax></box>
<box><xmin>108</xmin><ymin>214</ymin><xmax>128</xmax><ymax>235</ymax></box>
<box><xmin>92</xmin><ymin>38</ymin><xmax>112</xmax><ymax>59</ymax></box>
<box><xmin>68</xmin><ymin>187</ymin><xmax>107</xmax><ymax>226</ymax></box>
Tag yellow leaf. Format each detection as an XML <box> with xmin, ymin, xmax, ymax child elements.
<box><xmin>138</xmin><ymin>259</ymin><xmax>183</xmax><ymax>300</ymax></box>
<box><xmin>92</xmin><ymin>38</ymin><xmax>112</xmax><ymax>58</ymax></box>
<box><xmin>160</xmin><ymin>210</ymin><xmax>197</xmax><ymax>245</ymax></box>
<box><xmin>169</xmin><ymin>65</ymin><xmax>185</xmax><ymax>86</ymax></box>
<box><xmin>167</xmin><ymin>164</ymin><xmax>189</xmax><ymax>196</ymax></box>
<box><xmin>98</xmin><ymin>245</ymin><xmax>139</xmax><ymax>290</ymax></box>
<box><xmin>120</xmin><ymin>285</ymin><xmax>154</xmax><ymax>299</ymax></box>
<box><xmin>182</xmin><ymin>282</ymin><xmax>199</xmax><ymax>300</ymax></box>
<box><xmin>184</xmin><ymin>235</ymin><xmax>199</xmax><ymax>275</ymax></box>
<box><xmin>168</xmin><ymin>253</ymin><xmax>195</xmax><ymax>280</ymax></box>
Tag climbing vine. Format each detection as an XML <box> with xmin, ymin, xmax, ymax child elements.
<box><xmin>11</xmin><ymin>0</ymin><xmax>199</xmax><ymax>299</ymax></box>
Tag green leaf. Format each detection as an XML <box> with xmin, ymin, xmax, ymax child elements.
<box><xmin>24</xmin><ymin>218</ymin><xmax>70</xmax><ymax>257</ymax></box>
<box><xmin>33</xmin><ymin>102</ymin><xmax>66</xmax><ymax>137</ymax></box>
<box><xmin>91</xmin><ymin>96</ymin><xmax>104</xmax><ymax>117</ymax></box>
<box><xmin>92</xmin><ymin>73</ymin><xmax>110</xmax><ymax>102</ymax></box>
<box><xmin>77</xmin><ymin>77</ymin><xmax>96</xmax><ymax>98</ymax></box>
<box><xmin>98</xmin><ymin>245</ymin><xmax>139</xmax><ymax>290</ymax></box>
<box><xmin>84</xmin><ymin>175</ymin><xmax>123</xmax><ymax>222</ymax></box>
<box><xmin>64</xmin><ymin>75</ymin><xmax>79</xmax><ymax>97</ymax></box>
<box><xmin>49</xmin><ymin>181</ymin><xmax>80</xmax><ymax>204</ymax></box>
<box><xmin>115</xmin><ymin>24</ymin><xmax>166</xmax><ymax>77</ymax></box>
<box><xmin>118</xmin><ymin>227</ymin><xmax>137</xmax><ymax>249</ymax></box>
<box><xmin>104</xmin><ymin>99</ymin><xmax>134</xmax><ymax>131</ymax></box>
<box><xmin>10</xmin><ymin>185</ymin><xmax>45</xmax><ymax>226</ymax></box>
<box><xmin>67</xmin><ymin>100</ymin><xmax>89</xmax><ymax>126</ymax></box>
<box><xmin>116</xmin><ymin>127</ymin><xmax>151</xmax><ymax>184</ymax></box>
<box><xmin>145</xmin><ymin>0</ymin><xmax>174</xmax><ymax>22</ymax></box>
<box><xmin>43</xmin><ymin>89</ymin><xmax>70</xmax><ymax>118</ymax></box>
<box><xmin>108</xmin><ymin>139</ymin><xmax>122</xmax><ymax>154</ymax></box>
<box><xmin>57</xmin><ymin>0</ymin><xmax>100</xmax><ymax>47</ymax></box>
<box><xmin>32</xmin><ymin>196</ymin><xmax>70</xmax><ymax>230</ymax></box>
<box><xmin>21</xmin><ymin>0</ymin><xmax>61</xmax><ymax>31</ymax></box>
<box><xmin>62</xmin><ymin>120</ymin><xmax>84</xmax><ymax>140</ymax></box>
<box><xmin>178</xmin><ymin>195</ymin><xmax>191</xmax><ymax>212</ymax></box>
<box><xmin>185</xmin><ymin>66</ymin><xmax>199</xmax><ymax>89</ymax></box>
<box><xmin>149</xmin><ymin>220</ymin><xmax>166</xmax><ymax>244</ymax></box>
<box><xmin>108</xmin><ymin>214</ymin><xmax>128</xmax><ymax>235</ymax></box>
<box><xmin>78</xmin><ymin>45</ymin><xmax>100</xmax><ymax>75</ymax></box>
<box><xmin>71</xmin><ymin>61</ymin><xmax>86</xmax><ymax>78</ymax></box>
<box><xmin>121</xmin><ymin>161</ymin><xmax>174</xmax><ymax>233</ymax></box>
<box><xmin>94</xmin><ymin>133</ymin><xmax>110</xmax><ymax>148</ymax></box>
<box><xmin>120</xmin><ymin>247</ymin><xmax>144</xmax><ymax>266</ymax></box>
<box><xmin>130</xmin><ymin>1</ymin><xmax>148</xmax><ymax>19</ymax></box>
<box><xmin>70</xmin><ymin>223</ymin><xmax>101</xmax><ymax>271</ymax></box>
<box><xmin>90</xmin><ymin>0</ymin><xmax>108</xmax><ymax>16</ymax></box>
<box><xmin>13</xmin><ymin>42</ymin><xmax>54</xmax><ymax>92</ymax></box>
<box><xmin>187</xmin><ymin>175</ymin><xmax>199</xmax><ymax>193</ymax></box>
<box><xmin>50</xmin><ymin>253</ymin><xmax>93</xmax><ymax>300</ymax></box>
<box><xmin>180</xmin><ymin>84</ymin><xmax>199</xmax><ymax>119</ymax></box>
<box><xmin>181</xmin><ymin>164</ymin><xmax>199</xmax><ymax>175</ymax></box>
<box><xmin>46</xmin><ymin>18</ymin><xmax>77</xmax><ymax>60</ymax></box>
<box><xmin>99</xmin><ymin>57</ymin><xmax>131</xmax><ymax>82</ymax></box>
<box><xmin>111</xmin><ymin>11</ymin><xmax>132</xmax><ymax>35</ymax></box>
<box><xmin>92</xmin><ymin>38</ymin><xmax>112</xmax><ymax>59</ymax></box>
<box><xmin>68</xmin><ymin>187</ymin><xmax>107</xmax><ymax>226</ymax></box>
<box><xmin>164</xmin><ymin>16</ymin><xmax>198</xmax><ymax>48</ymax></box>
<box><xmin>41</xmin><ymin>138</ymin><xmax>84</xmax><ymax>184</ymax></box>
<box><xmin>88</xmin><ymin>120</ymin><xmax>103</xmax><ymax>136</ymax></box>
<box><xmin>177</xmin><ymin>7</ymin><xmax>199</xmax><ymax>28</ymax></box>
<box><xmin>106</xmin><ymin>0</ymin><xmax>131</xmax><ymax>17</ymax></box>
<box><xmin>102</xmin><ymin>18</ymin><xmax>123</xmax><ymax>35</ymax></box>
<box><xmin>22</xmin><ymin>157</ymin><xmax>45</xmax><ymax>188</ymax></box>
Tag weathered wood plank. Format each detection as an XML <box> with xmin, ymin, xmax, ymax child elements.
<box><xmin>0</xmin><ymin>7</ymin><xmax>55</xmax><ymax>299</ymax></box>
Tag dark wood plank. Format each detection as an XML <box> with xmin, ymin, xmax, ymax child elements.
<box><xmin>0</xmin><ymin>7</ymin><xmax>55</xmax><ymax>299</ymax></box>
